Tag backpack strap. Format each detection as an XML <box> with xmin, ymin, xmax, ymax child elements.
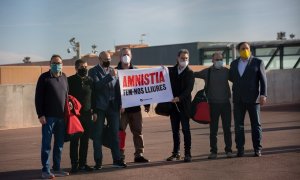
<box><xmin>204</xmin><ymin>68</ymin><xmax>211</xmax><ymax>96</ymax></box>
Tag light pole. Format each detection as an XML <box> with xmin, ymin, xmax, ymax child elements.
<box><xmin>22</xmin><ymin>56</ymin><xmax>31</xmax><ymax>63</ymax></box>
<box><xmin>91</xmin><ymin>44</ymin><xmax>98</xmax><ymax>54</ymax></box>
<box><xmin>67</xmin><ymin>37</ymin><xmax>81</xmax><ymax>59</ymax></box>
<box><xmin>139</xmin><ymin>33</ymin><xmax>146</xmax><ymax>44</ymax></box>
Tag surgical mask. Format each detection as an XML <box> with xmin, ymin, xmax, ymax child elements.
<box><xmin>102</xmin><ymin>61</ymin><xmax>110</xmax><ymax>67</ymax></box>
<box><xmin>122</xmin><ymin>55</ymin><xmax>131</xmax><ymax>64</ymax></box>
<box><xmin>239</xmin><ymin>49</ymin><xmax>251</xmax><ymax>60</ymax></box>
<box><xmin>214</xmin><ymin>60</ymin><xmax>223</xmax><ymax>69</ymax></box>
<box><xmin>77</xmin><ymin>68</ymin><xmax>88</xmax><ymax>77</ymax></box>
<box><xmin>50</xmin><ymin>64</ymin><xmax>62</xmax><ymax>74</ymax></box>
<box><xmin>179</xmin><ymin>60</ymin><xmax>189</xmax><ymax>68</ymax></box>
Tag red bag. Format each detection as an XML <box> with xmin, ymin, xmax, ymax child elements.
<box><xmin>193</xmin><ymin>102</ymin><xmax>210</xmax><ymax>124</ymax></box>
<box><xmin>119</xmin><ymin>130</ymin><xmax>126</xmax><ymax>150</ymax></box>
<box><xmin>65</xmin><ymin>95</ymin><xmax>84</xmax><ymax>135</ymax></box>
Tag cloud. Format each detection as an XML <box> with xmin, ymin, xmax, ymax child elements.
<box><xmin>0</xmin><ymin>51</ymin><xmax>46</xmax><ymax>65</ymax></box>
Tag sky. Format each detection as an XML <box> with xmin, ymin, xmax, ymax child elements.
<box><xmin>0</xmin><ymin>0</ymin><xmax>299</xmax><ymax>65</ymax></box>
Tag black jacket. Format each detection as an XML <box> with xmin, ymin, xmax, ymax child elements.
<box><xmin>168</xmin><ymin>64</ymin><xmax>195</xmax><ymax>118</ymax></box>
<box><xmin>68</xmin><ymin>74</ymin><xmax>94</xmax><ymax>113</ymax></box>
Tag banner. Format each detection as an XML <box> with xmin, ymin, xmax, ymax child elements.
<box><xmin>118</xmin><ymin>67</ymin><xmax>173</xmax><ymax>108</ymax></box>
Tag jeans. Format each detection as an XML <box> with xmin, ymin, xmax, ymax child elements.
<box><xmin>209</xmin><ymin>103</ymin><xmax>232</xmax><ymax>153</ymax></box>
<box><xmin>93</xmin><ymin>102</ymin><xmax>121</xmax><ymax>165</ymax></box>
<box><xmin>170</xmin><ymin>109</ymin><xmax>191</xmax><ymax>155</ymax></box>
<box><xmin>70</xmin><ymin>112</ymin><xmax>92</xmax><ymax>166</ymax></box>
<box><xmin>41</xmin><ymin>117</ymin><xmax>65</xmax><ymax>173</ymax></box>
<box><xmin>120</xmin><ymin>111</ymin><xmax>144</xmax><ymax>157</ymax></box>
<box><xmin>234</xmin><ymin>103</ymin><xmax>262</xmax><ymax>152</ymax></box>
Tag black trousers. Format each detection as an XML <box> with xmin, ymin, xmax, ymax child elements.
<box><xmin>70</xmin><ymin>112</ymin><xmax>92</xmax><ymax>166</ymax></box>
<box><xmin>170</xmin><ymin>108</ymin><xmax>191</xmax><ymax>155</ymax></box>
<box><xmin>234</xmin><ymin>103</ymin><xmax>262</xmax><ymax>152</ymax></box>
<box><xmin>209</xmin><ymin>103</ymin><xmax>232</xmax><ymax>153</ymax></box>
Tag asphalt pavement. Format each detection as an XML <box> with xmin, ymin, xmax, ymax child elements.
<box><xmin>0</xmin><ymin>104</ymin><xmax>299</xmax><ymax>180</ymax></box>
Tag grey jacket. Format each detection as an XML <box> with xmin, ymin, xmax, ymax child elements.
<box><xmin>194</xmin><ymin>66</ymin><xmax>231</xmax><ymax>103</ymax></box>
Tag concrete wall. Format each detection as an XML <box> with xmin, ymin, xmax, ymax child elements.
<box><xmin>266</xmin><ymin>69</ymin><xmax>300</xmax><ymax>105</ymax></box>
<box><xmin>0</xmin><ymin>66</ymin><xmax>76</xmax><ymax>85</ymax></box>
<box><xmin>0</xmin><ymin>69</ymin><xmax>299</xmax><ymax>130</ymax></box>
<box><xmin>0</xmin><ymin>84</ymin><xmax>39</xmax><ymax>129</ymax></box>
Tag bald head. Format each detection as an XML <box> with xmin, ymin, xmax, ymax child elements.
<box><xmin>98</xmin><ymin>51</ymin><xmax>111</xmax><ymax>67</ymax></box>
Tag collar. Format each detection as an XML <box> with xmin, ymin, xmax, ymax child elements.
<box><xmin>50</xmin><ymin>70</ymin><xmax>62</xmax><ymax>77</ymax></box>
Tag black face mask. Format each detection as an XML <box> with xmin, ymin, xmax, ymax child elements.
<box><xmin>102</xmin><ymin>61</ymin><xmax>110</xmax><ymax>67</ymax></box>
<box><xmin>77</xmin><ymin>68</ymin><xmax>88</xmax><ymax>77</ymax></box>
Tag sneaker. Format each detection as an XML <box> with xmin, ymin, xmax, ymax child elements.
<box><xmin>112</xmin><ymin>160</ymin><xmax>127</xmax><ymax>168</ymax></box>
<box><xmin>226</xmin><ymin>152</ymin><xmax>233</xmax><ymax>158</ymax></box>
<box><xmin>52</xmin><ymin>170</ymin><xmax>69</xmax><ymax>177</ymax></box>
<box><xmin>254</xmin><ymin>150</ymin><xmax>262</xmax><ymax>157</ymax></box>
<box><xmin>166</xmin><ymin>154</ymin><xmax>181</xmax><ymax>161</ymax></box>
<box><xmin>208</xmin><ymin>153</ymin><xmax>217</xmax><ymax>159</ymax></box>
<box><xmin>134</xmin><ymin>156</ymin><xmax>150</xmax><ymax>163</ymax></box>
<box><xmin>41</xmin><ymin>172</ymin><xmax>55</xmax><ymax>179</ymax></box>
<box><xmin>184</xmin><ymin>154</ymin><xmax>192</xmax><ymax>162</ymax></box>
<box><xmin>94</xmin><ymin>164</ymin><xmax>102</xmax><ymax>170</ymax></box>
<box><xmin>78</xmin><ymin>165</ymin><xmax>94</xmax><ymax>172</ymax></box>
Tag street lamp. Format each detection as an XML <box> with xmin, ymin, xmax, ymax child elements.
<box><xmin>22</xmin><ymin>56</ymin><xmax>31</xmax><ymax>63</ymax></box>
<box><xmin>91</xmin><ymin>44</ymin><xmax>98</xmax><ymax>54</ymax></box>
<box><xmin>67</xmin><ymin>37</ymin><xmax>81</xmax><ymax>59</ymax></box>
<box><xmin>139</xmin><ymin>33</ymin><xmax>146</xmax><ymax>44</ymax></box>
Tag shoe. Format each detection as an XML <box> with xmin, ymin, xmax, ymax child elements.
<box><xmin>184</xmin><ymin>154</ymin><xmax>192</xmax><ymax>162</ymax></box>
<box><xmin>254</xmin><ymin>150</ymin><xmax>262</xmax><ymax>157</ymax></box>
<box><xmin>134</xmin><ymin>156</ymin><xmax>150</xmax><ymax>163</ymax></box>
<box><xmin>78</xmin><ymin>165</ymin><xmax>94</xmax><ymax>172</ymax></box>
<box><xmin>208</xmin><ymin>153</ymin><xmax>217</xmax><ymax>159</ymax></box>
<box><xmin>166</xmin><ymin>154</ymin><xmax>181</xmax><ymax>161</ymax></box>
<box><xmin>41</xmin><ymin>172</ymin><xmax>55</xmax><ymax>179</ymax></box>
<box><xmin>237</xmin><ymin>151</ymin><xmax>244</xmax><ymax>157</ymax></box>
<box><xmin>70</xmin><ymin>165</ymin><xmax>78</xmax><ymax>173</ymax></box>
<box><xmin>52</xmin><ymin>170</ymin><xmax>69</xmax><ymax>177</ymax></box>
<box><xmin>113</xmin><ymin>160</ymin><xmax>127</xmax><ymax>168</ymax></box>
<box><xmin>94</xmin><ymin>164</ymin><xmax>102</xmax><ymax>170</ymax></box>
<box><xmin>226</xmin><ymin>152</ymin><xmax>233</xmax><ymax>158</ymax></box>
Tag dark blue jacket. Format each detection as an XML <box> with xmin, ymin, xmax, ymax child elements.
<box><xmin>35</xmin><ymin>71</ymin><xmax>68</xmax><ymax>118</ymax></box>
<box><xmin>229</xmin><ymin>56</ymin><xmax>267</xmax><ymax>103</ymax></box>
<box><xmin>88</xmin><ymin>64</ymin><xmax>121</xmax><ymax>112</ymax></box>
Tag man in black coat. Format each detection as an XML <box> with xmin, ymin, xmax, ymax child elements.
<box><xmin>229</xmin><ymin>42</ymin><xmax>267</xmax><ymax>157</ymax></box>
<box><xmin>166</xmin><ymin>49</ymin><xmax>195</xmax><ymax>162</ymax></box>
<box><xmin>68</xmin><ymin>59</ymin><xmax>94</xmax><ymax>173</ymax></box>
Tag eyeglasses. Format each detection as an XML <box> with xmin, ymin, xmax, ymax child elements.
<box><xmin>102</xmin><ymin>58</ymin><xmax>111</xmax><ymax>61</ymax></box>
<box><xmin>215</xmin><ymin>59</ymin><xmax>223</xmax><ymax>61</ymax></box>
<box><xmin>51</xmin><ymin>62</ymin><xmax>62</xmax><ymax>65</ymax></box>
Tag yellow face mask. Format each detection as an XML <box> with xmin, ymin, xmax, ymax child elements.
<box><xmin>239</xmin><ymin>49</ymin><xmax>251</xmax><ymax>59</ymax></box>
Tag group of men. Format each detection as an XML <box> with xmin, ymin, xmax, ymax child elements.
<box><xmin>194</xmin><ymin>42</ymin><xmax>267</xmax><ymax>159</ymax></box>
<box><xmin>35</xmin><ymin>42</ymin><xmax>267</xmax><ymax>179</ymax></box>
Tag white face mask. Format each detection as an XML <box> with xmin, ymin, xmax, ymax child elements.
<box><xmin>214</xmin><ymin>60</ymin><xmax>223</xmax><ymax>69</ymax></box>
<box><xmin>179</xmin><ymin>60</ymin><xmax>189</xmax><ymax>68</ymax></box>
<box><xmin>122</xmin><ymin>55</ymin><xmax>131</xmax><ymax>64</ymax></box>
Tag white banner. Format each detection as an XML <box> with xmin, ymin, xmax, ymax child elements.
<box><xmin>118</xmin><ymin>66</ymin><xmax>173</xmax><ymax>108</ymax></box>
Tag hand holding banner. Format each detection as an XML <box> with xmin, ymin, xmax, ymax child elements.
<box><xmin>118</xmin><ymin>66</ymin><xmax>173</xmax><ymax>108</ymax></box>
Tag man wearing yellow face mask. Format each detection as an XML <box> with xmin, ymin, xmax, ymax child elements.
<box><xmin>229</xmin><ymin>42</ymin><xmax>267</xmax><ymax>158</ymax></box>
